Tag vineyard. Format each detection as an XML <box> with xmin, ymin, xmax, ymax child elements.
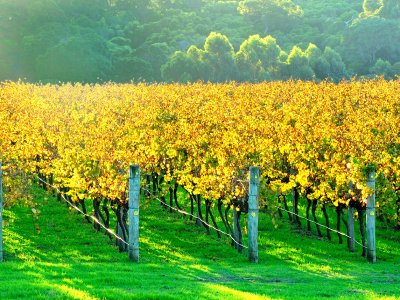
<box><xmin>1</xmin><ymin>79</ymin><xmax>400</xmax><ymax>264</ymax></box>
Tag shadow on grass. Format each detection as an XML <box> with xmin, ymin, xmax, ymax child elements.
<box><xmin>1</xmin><ymin>187</ymin><xmax>400</xmax><ymax>299</ymax></box>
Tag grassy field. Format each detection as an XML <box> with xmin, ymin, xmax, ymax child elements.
<box><xmin>0</xmin><ymin>187</ymin><xmax>399</xmax><ymax>300</ymax></box>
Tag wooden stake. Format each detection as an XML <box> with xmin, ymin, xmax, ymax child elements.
<box><xmin>248</xmin><ymin>166</ymin><xmax>260</xmax><ymax>263</ymax></box>
<box><xmin>128</xmin><ymin>165</ymin><xmax>140</xmax><ymax>262</ymax></box>
<box><xmin>366</xmin><ymin>168</ymin><xmax>376</xmax><ymax>263</ymax></box>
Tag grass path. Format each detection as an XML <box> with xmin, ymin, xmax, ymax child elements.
<box><xmin>0</xmin><ymin>187</ymin><xmax>399</xmax><ymax>299</ymax></box>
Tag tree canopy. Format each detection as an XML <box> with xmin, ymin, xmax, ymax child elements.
<box><xmin>0</xmin><ymin>0</ymin><xmax>399</xmax><ymax>82</ymax></box>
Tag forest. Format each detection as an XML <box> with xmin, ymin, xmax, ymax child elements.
<box><xmin>1</xmin><ymin>0</ymin><xmax>400</xmax><ymax>83</ymax></box>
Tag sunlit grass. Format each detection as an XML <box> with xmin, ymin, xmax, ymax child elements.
<box><xmin>0</xmin><ymin>186</ymin><xmax>399</xmax><ymax>299</ymax></box>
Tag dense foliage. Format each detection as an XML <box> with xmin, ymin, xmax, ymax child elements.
<box><xmin>1</xmin><ymin>0</ymin><xmax>400</xmax><ymax>83</ymax></box>
<box><xmin>1</xmin><ymin>80</ymin><xmax>400</xmax><ymax>231</ymax></box>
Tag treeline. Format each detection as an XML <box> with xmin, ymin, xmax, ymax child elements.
<box><xmin>0</xmin><ymin>0</ymin><xmax>399</xmax><ymax>83</ymax></box>
<box><xmin>161</xmin><ymin>32</ymin><xmax>347</xmax><ymax>82</ymax></box>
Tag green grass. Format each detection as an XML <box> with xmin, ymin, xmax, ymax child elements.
<box><xmin>1</xmin><ymin>187</ymin><xmax>400</xmax><ymax>300</ymax></box>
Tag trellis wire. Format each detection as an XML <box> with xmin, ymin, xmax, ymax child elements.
<box><xmin>144</xmin><ymin>185</ymin><xmax>369</xmax><ymax>252</ymax></box>
<box><xmin>36</xmin><ymin>175</ymin><xmax>396</xmax><ymax>256</ymax></box>
<box><xmin>142</xmin><ymin>187</ymin><xmax>249</xmax><ymax>250</ymax></box>
<box><xmin>274</xmin><ymin>204</ymin><xmax>367</xmax><ymax>249</ymax></box>
<box><xmin>36</xmin><ymin>176</ymin><xmax>247</xmax><ymax>250</ymax></box>
<box><xmin>36</xmin><ymin>176</ymin><xmax>129</xmax><ymax>246</ymax></box>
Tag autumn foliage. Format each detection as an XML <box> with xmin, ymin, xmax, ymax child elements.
<box><xmin>1</xmin><ymin>80</ymin><xmax>400</xmax><ymax>224</ymax></box>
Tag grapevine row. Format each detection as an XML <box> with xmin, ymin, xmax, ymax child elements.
<box><xmin>1</xmin><ymin>80</ymin><xmax>400</xmax><ymax>245</ymax></box>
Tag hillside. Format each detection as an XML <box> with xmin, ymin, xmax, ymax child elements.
<box><xmin>1</xmin><ymin>0</ymin><xmax>399</xmax><ymax>82</ymax></box>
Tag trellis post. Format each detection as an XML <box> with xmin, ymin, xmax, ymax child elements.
<box><xmin>366</xmin><ymin>167</ymin><xmax>376</xmax><ymax>263</ymax></box>
<box><xmin>128</xmin><ymin>164</ymin><xmax>140</xmax><ymax>262</ymax></box>
<box><xmin>347</xmin><ymin>177</ymin><xmax>356</xmax><ymax>253</ymax></box>
<box><xmin>248</xmin><ymin>166</ymin><xmax>260</xmax><ymax>263</ymax></box>
<box><xmin>0</xmin><ymin>162</ymin><xmax>3</xmax><ymax>262</ymax></box>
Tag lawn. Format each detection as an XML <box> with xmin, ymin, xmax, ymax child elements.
<box><xmin>0</xmin><ymin>186</ymin><xmax>399</xmax><ymax>299</ymax></box>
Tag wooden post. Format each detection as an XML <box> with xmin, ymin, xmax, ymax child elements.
<box><xmin>0</xmin><ymin>162</ymin><xmax>3</xmax><ymax>262</ymax></box>
<box><xmin>366</xmin><ymin>168</ymin><xmax>376</xmax><ymax>263</ymax></box>
<box><xmin>128</xmin><ymin>165</ymin><xmax>140</xmax><ymax>262</ymax></box>
<box><xmin>347</xmin><ymin>206</ymin><xmax>356</xmax><ymax>252</ymax></box>
<box><xmin>290</xmin><ymin>167</ymin><xmax>300</xmax><ymax>226</ymax></box>
<box><xmin>248</xmin><ymin>166</ymin><xmax>260</xmax><ymax>263</ymax></box>
<box><xmin>347</xmin><ymin>177</ymin><xmax>356</xmax><ymax>253</ymax></box>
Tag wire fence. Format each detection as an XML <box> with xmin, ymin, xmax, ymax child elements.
<box><xmin>142</xmin><ymin>187</ymin><xmax>249</xmax><ymax>250</ymax></box>
<box><xmin>34</xmin><ymin>175</ymin><xmax>397</xmax><ymax>256</ymax></box>
<box><xmin>36</xmin><ymin>176</ymin><xmax>129</xmax><ymax>246</ymax></box>
<box><xmin>36</xmin><ymin>175</ymin><xmax>366</xmax><ymax>250</ymax></box>
<box><xmin>141</xmin><ymin>186</ymin><xmax>369</xmax><ymax>252</ymax></box>
<box><xmin>272</xmin><ymin>204</ymin><xmax>399</xmax><ymax>256</ymax></box>
<box><xmin>273</xmin><ymin>204</ymin><xmax>367</xmax><ymax>249</ymax></box>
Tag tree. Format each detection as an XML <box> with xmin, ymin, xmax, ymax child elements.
<box><xmin>235</xmin><ymin>35</ymin><xmax>282</xmax><ymax>81</ymax></box>
<box><xmin>238</xmin><ymin>0</ymin><xmax>303</xmax><ymax>32</ymax></box>
<box><xmin>370</xmin><ymin>58</ymin><xmax>392</xmax><ymax>79</ymax></box>
<box><xmin>362</xmin><ymin>0</ymin><xmax>382</xmax><ymax>16</ymax></box>
<box><xmin>107</xmin><ymin>36</ymin><xmax>141</xmax><ymax>82</ymax></box>
<box><xmin>305</xmin><ymin>44</ymin><xmax>329</xmax><ymax>80</ymax></box>
<box><xmin>203</xmin><ymin>32</ymin><xmax>236</xmax><ymax>82</ymax></box>
<box><xmin>392</xmin><ymin>62</ymin><xmax>400</xmax><ymax>78</ymax></box>
<box><xmin>187</xmin><ymin>45</ymin><xmax>213</xmax><ymax>81</ymax></box>
<box><xmin>0</xmin><ymin>0</ymin><xmax>68</xmax><ymax>80</ymax></box>
<box><xmin>343</xmin><ymin>17</ymin><xmax>400</xmax><ymax>75</ymax></box>
<box><xmin>136</xmin><ymin>42</ymin><xmax>170</xmax><ymax>81</ymax></box>
<box><xmin>284</xmin><ymin>46</ymin><xmax>315</xmax><ymax>80</ymax></box>
<box><xmin>378</xmin><ymin>0</ymin><xmax>400</xmax><ymax>19</ymax></box>
<box><xmin>161</xmin><ymin>51</ymin><xmax>195</xmax><ymax>82</ymax></box>
<box><xmin>323</xmin><ymin>47</ymin><xmax>347</xmax><ymax>82</ymax></box>
<box><xmin>305</xmin><ymin>44</ymin><xmax>347</xmax><ymax>81</ymax></box>
<box><xmin>35</xmin><ymin>34</ymin><xmax>111</xmax><ymax>82</ymax></box>
<box><xmin>162</xmin><ymin>41</ymin><xmax>217</xmax><ymax>83</ymax></box>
